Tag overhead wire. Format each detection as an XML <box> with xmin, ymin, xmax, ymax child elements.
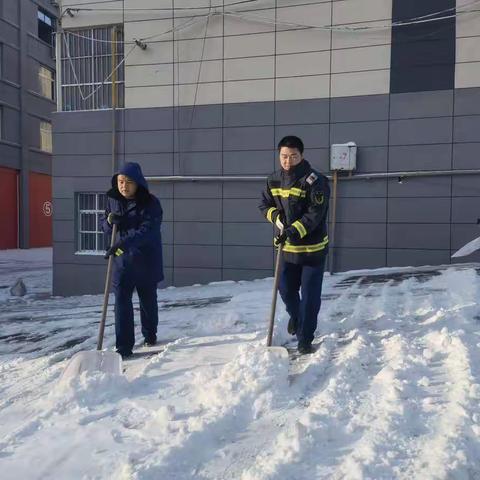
<box><xmin>61</xmin><ymin>0</ymin><xmax>480</xmax><ymax>44</ymax></box>
<box><xmin>62</xmin><ymin>15</ymin><xmax>206</xmax><ymax>44</ymax></box>
<box><xmin>60</xmin><ymin>13</ymin><xmax>211</xmax><ymax>107</ymax></box>
<box><xmin>63</xmin><ymin>0</ymin><xmax>260</xmax><ymax>13</ymax></box>
<box><xmin>175</xmin><ymin>9</ymin><xmax>214</xmax><ymax>173</ymax></box>
<box><xmin>59</xmin><ymin>0</ymin><xmax>480</xmax><ymax>107</ymax></box>
<box><xmin>222</xmin><ymin>0</ymin><xmax>480</xmax><ymax>34</ymax></box>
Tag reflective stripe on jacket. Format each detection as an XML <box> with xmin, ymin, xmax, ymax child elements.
<box><xmin>259</xmin><ymin>160</ymin><xmax>330</xmax><ymax>266</ymax></box>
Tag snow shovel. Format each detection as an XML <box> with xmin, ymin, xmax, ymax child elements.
<box><xmin>266</xmin><ymin>243</ymin><xmax>288</xmax><ymax>359</ymax></box>
<box><xmin>452</xmin><ymin>234</ymin><xmax>480</xmax><ymax>258</ymax></box>
<box><xmin>60</xmin><ymin>224</ymin><xmax>122</xmax><ymax>382</ymax></box>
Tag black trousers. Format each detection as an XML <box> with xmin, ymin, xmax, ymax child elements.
<box><xmin>113</xmin><ymin>278</ymin><xmax>158</xmax><ymax>354</ymax></box>
<box><xmin>278</xmin><ymin>257</ymin><xmax>326</xmax><ymax>347</ymax></box>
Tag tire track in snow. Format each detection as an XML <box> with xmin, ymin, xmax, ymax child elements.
<box><xmin>329</xmin><ymin>269</ymin><xmax>480</xmax><ymax>479</ymax></box>
<box><xmin>394</xmin><ymin>270</ymin><xmax>480</xmax><ymax>479</ymax></box>
<box><xmin>398</xmin><ymin>329</ymin><xmax>480</xmax><ymax>479</ymax></box>
<box><xmin>325</xmin><ymin>278</ymin><xmax>431</xmax><ymax>478</ymax></box>
<box><xmin>326</xmin><ymin>270</ymin><xmax>480</xmax><ymax>479</ymax></box>
<box><xmin>238</xmin><ymin>270</ymin><xmax>479</xmax><ymax>479</ymax></box>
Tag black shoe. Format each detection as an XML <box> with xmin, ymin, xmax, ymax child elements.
<box><xmin>298</xmin><ymin>343</ymin><xmax>314</xmax><ymax>355</ymax></box>
<box><xmin>116</xmin><ymin>349</ymin><xmax>133</xmax><ymax>359</ymax></box>
<box><xmin>287</xmin><ymin>317</ymin><xmax>297</xmax><ymax>335</ymax></box>
<box><xmin>143</xmin><ymin>338</ymin><xmax>157</xmax><ymax>347</ymax></box>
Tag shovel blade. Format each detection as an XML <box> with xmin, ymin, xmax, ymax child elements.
<box><xmin>60</xmin><ymin>350</ymin><xmax>123</xmax><ymax>383</ymax></box>
<box><xmin>267</xmin><ymin>346</ymin><xmax>289</xmax><ymax>359</ymax></box>
<box><xmin>451</xmin><ymin>234</ymin><xmax>480</xmax><ymax>258</ymax></box>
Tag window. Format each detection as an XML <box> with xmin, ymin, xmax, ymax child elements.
<box><xmin>61</xmin><ymin>27</ymin><xmax>125</xmax><ymax>111</ymax></box>
<box><xmin>0</xmin><ymin>107</ymin><xmax>3</xmax><ymax>140</ymax></box>
<box><xmin>38</xmin><ymin>8</ymin><xmax>55</xmax><ymax>46</ymax></box>
<box><xmin>0</xmin><ymin>43</ymin><xmax>3</xmax><ymax>79</ymax></box>
<box><xmin>77</xmin><ymin>193</ymin><xmax>107</xmax><ymax>253</ymax></box>
<box><xmin>38</xmin><ymin>65</ymin><xmax>55</xmax><ymax>100</ymax></box>
<box><xmin>40</xmin><ymin>121</ymin><xmax>52</xmax><ymax>153</ymax></box>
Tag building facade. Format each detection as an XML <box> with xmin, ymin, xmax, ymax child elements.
<box><xmin>0</xmin><ymin>0</ymin><xmax>57</xmax><ymax>250</ymax></box>
<box><xmin>53</xmin><ymin>0</ymin><xmax>480</xmax><ymax>296</ymax></box>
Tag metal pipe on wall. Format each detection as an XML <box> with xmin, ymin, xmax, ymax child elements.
<box><xmin>328</xmin><ymin>171</ymin><xmax>339</xmax><ymax>274</ymax></box>
<box><xmin>146</xmin><ymin>169</ymin><xmax>480</xmax><ymax>183</ymax></box>
<box><xmin>55</xmin><ymin>25</ymin><xmax>63</xmax><ymax>112</ymax></box>
<box><xmin>111</xmin><ymin>26</ymin><xmax>118</xmax><ymax>175</ymax></box>
<box><xmin>145</xmin><ymin>168</ymin><xmax>480</xmax><ymax>275</ymax></box>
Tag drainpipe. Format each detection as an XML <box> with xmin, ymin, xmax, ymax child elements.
<box><xmin>55</xmin><ymin>19</ymin><xmax>63</xmax><ymax>112</ymax></box>
<box><xmin>111</xmin><ymin>25</ymin><xmax>118</xmax><ymax>175</ymax></box>
<box><xmin>328</xmin><ymin>170</ymin><xmax>339</xmax><ymax>274</ymax></box>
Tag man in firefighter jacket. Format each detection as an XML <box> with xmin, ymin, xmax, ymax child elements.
<box><xmin>259</xmin><ymin>136</ymin><xmax>330</xmax><ymax>354</ymax></box>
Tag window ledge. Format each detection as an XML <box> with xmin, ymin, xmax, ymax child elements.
<box><xmin>27</xmin><ymin>89</ymin><xmax>55</xmax><ymax>103</ymax></box>
<box><xmin>0</xmin><ymin>78</ymin><xmax>21</xmax><ymax>89</ymax></box>
<box><xmin>75</xmin><ymin>251</ymin><xmax>105</xmax><ymax>256</ymax></box>
<box><xmin>29</xmin><ymin>147</ymin><xmax>52</xmax><ymax>155</ymax></box>
<box><xmin>28</xmin><ymin>32</ymin><xmax>54</xmax><ymax>51</ymax></box>
<box><xmin>0</xmin><ymin>139</ymin><xmax>21</xmax><ymax>148</ymax></box>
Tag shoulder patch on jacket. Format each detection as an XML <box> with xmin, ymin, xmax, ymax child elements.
<box><xmin>313</xmin><ymin>190</ymin><xmax>325</xmax><ymax>205</ymax></box>
<box><xmin>306</xmin><ymin>172</ymin><xmax>318</xmax><ymax>185</ymax></box>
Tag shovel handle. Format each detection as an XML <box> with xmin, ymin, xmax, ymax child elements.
<box><xmin>267</xmin><ymin>244</ymin><xmax>283</xmax><ymax>347</ymax></box>
<box><xmin>97</xmin><ymin>223</ymin><xmax>117</xmax><ymax>350</ymax></box>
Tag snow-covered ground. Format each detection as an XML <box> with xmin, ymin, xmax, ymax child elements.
<box><xmin>1</xmin><ymin>248</ymin><xmax>480</xmax><ymax>479</ymax></box>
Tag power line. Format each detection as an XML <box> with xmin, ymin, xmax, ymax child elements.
<box><xmin>224</xmin><ymin>0</ymin><xmax>480</xmax><ymax>34</ymax></box>
<box><xmin>59</xmin><ymin>0</ymin><xmax>480</xmax><ymax>45</ymax></box>
<box><xmin>63</xmin><ymin>0</ymin><xmax>259</xmax><ymax>14</ymax></box>
<box><xmin>391</xmin><ymin>0</ymin><xmax>480</xmax><ymax>24</ymax></box>
<box><xmin>63</xmin><ymin>15</ymin><xmax>207</xmax><ymax>44</ymax></box>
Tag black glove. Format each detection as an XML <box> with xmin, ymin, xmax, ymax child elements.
<box><xmin>274</xmin><ymin>231</ymin><xmax>288</xmax><ymax>246</ymax></box>
<box><xmin>104</xmin><ymin>245</ymin><xmax>125</xmax><ymax>259</ymax></box>
<box><xmin>107</xmin><ymin>212</ymin><xmax>125</xmax><ymax>226</ymax></box>
<box><xmin>274</xmin><ymin>226</ymin><xmax>300</xmax><ymax>247</ymax></box>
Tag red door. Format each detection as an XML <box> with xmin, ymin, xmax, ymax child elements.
<box><xmin>0</xmin><ymin>167</ymin><xmax>18</xmax><ymax>249</ymax></box>
<box><xmin>29</xmin><ymin>172</ymin><xmax>52</xmax><ymax>247</ymax></box>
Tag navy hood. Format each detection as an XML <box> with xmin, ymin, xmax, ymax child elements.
<box><xmin>109</xmin><ymin>162</ymin><xmax>151</xmax><ymax>203</ymax></box>
<box><xmin>112</xmin><ymin>162</ymin><xmax>148</xmax><ymax>191</ymax></box>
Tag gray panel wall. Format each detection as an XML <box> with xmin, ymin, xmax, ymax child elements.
<box><xmin>53</xmin><ymin>88</ymin><xmax>480</xmax><ymax>295</ymax></box>
<box><xmin>0</xmin><ymin>0</ymin><xmax>57</xmax><ymax>249</ymax></box>
<box><xmin>0</xmin><ymin>0</ymin><xmax>56</xmax><ymax>174</ymax></box>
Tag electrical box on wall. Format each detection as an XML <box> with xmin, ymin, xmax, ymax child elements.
<box><xmin>330</xmin><ymin>142</ymin><xmax>357</xmax><ymax>171</ymax></box>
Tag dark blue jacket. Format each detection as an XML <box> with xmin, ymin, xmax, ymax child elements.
<box><xmin>102</xmin><ymin>162</ymin><xmax>164</xmax><ymax>285</ymax></box>
<box><xmin>259</xmin><ymin>160</ymin><xmax>330</xmax><ymax>266</ymax></box>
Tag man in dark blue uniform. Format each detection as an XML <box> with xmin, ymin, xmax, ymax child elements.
<box><xmin>260</xmin><ymin>136</ymin><xmax>330</xmax><ymax>354</ymax></box>
<box><xmin>102</xmin><ymin>162</ymin><xmax>163</xmax><ymax>358</ymax></box>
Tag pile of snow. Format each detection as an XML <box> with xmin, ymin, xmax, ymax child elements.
<box><xmin>1</xmin><ymin>249</ymin><xmax>480</xmax><ymax>479</ymax></box>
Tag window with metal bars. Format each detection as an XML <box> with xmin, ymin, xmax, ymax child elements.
<box><xmin>77</xmin><ymin>193</ymin><xmax>108</xmax><ymax>253</ymax></box>
<box><xmin>61</xmin><ymin>27</ymin><xmax>125</xmax><ymax>111</ymax></box>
